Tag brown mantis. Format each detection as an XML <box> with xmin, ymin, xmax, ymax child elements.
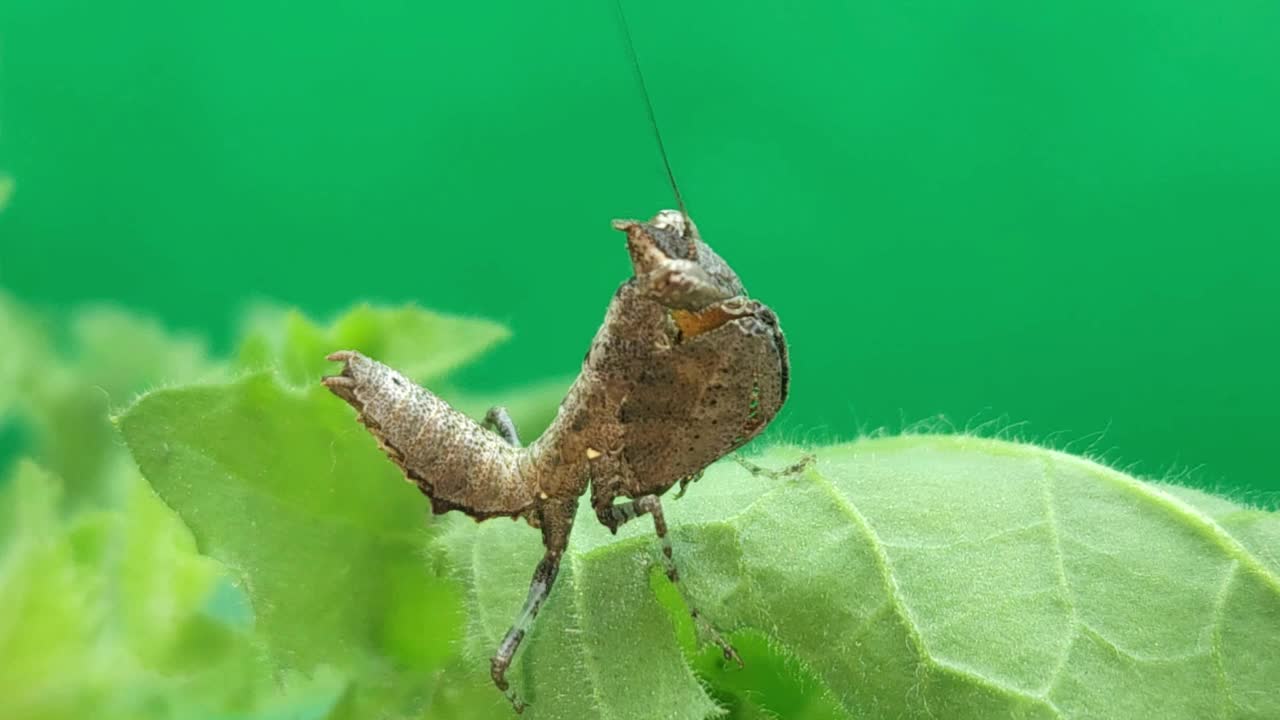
<box><xmin>323</xmin><ymin>210</ymin><xmax>796</xmax><ymax>711</ymax></box>
<box><xmin>322</xmin><ymin>4</ymin><xmax>801</xmax><ymax>712</ymax></box>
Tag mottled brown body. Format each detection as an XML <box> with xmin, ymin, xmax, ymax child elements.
<box><xmin>323</xmin><ymin>209</ymin><xmax>791</xmax><ymax>712</ymax></box>
<box><xmin>323</xmin><ymin>353</ymin><xmax>534</xmax><ymax>519</ymax></box>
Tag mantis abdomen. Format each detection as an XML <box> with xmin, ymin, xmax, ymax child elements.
<box><xmin>323</xmin><ymin>350</ymin><xmax>534</xmax><ymax>520</ymax></box>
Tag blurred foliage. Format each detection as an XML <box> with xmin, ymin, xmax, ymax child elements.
<box><xmin>237</xmin><ymin>303</ymin><xmax>510</xmax><ymax>389</ymax></box>
<box><xmin>0</xmin><ymin>461</ymin><xmax>272</xmax><ymax>720</ymax></box>
<box><xmin>2</xmin><ymin>295</ymin><xmax>1276</xmax><ymax>719</ymax></box>
<box><xmin>0</xmin><ymin>293</ymin><xmax>220</xmax><ymax>505</ymax></box>
<box><xmin>0</xmin><ymin>296</ymin><xmax>552</xmax><ymax>719</ymax></box>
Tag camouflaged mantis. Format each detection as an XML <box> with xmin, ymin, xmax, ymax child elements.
<box><xmin>323</xmin><ymin>209</ymin><xmax>796</xmax><ymax>711</ymax></box>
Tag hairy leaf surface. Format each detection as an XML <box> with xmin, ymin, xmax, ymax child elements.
<box><xmin>117</xmin><ymin>376</ymin><xmax>440</xmax><ymax>692</ymax></box>
<box><xmin>442</xmin><ymin>436</ymin><xmax>1280</xmax><ymax>719</ymax></box>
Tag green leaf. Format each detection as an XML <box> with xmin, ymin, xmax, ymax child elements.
<box><xmin>441</xmin><ymin>436</ymin><xmax>1280</xmax><ymax>719</ymax></box>
<box><xmin>117</xmin><ymin>372</ymin><xmax>458</xmax><ymax>716</ymax></box>
<box><xmin>237</xmin><ymin>302</ymin><xmax>510</xmax><ymax>387</ymax></box>
<box><xmin>1159</xmin><ymin>484</ymin><xmax>1280</xmax><ymax>578</ymax></box>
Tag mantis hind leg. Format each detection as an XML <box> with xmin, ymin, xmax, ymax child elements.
<box><xmin>489</xmin><ymin>500</ymin><xmax>576</xmax><ymax>713</ymax></box>
<box><xmin>490</xmin><ymin>549</ymin><xmax>560</xmax><ymax>714</ymax></box>
<box><xmin>599</xmin><ymin>495</ymin><xmax>742</xmax><ymax>666</ymax></box>
<box><xmin>733</xmin><ymin>452</ymin><xmax>815</xmax><ymax>479</ymax></box>
<box><xmin>673</xmin><ymin>470</ymin><xmax>703</xmax><ymax>500</ymax></box>
<box><xmin>483</xmin><ymin>406</ymin><xmax>521</xmax><ymax>447</ymax></box>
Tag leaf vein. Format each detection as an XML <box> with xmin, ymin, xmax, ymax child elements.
<box><xmin>1046</xmin><ymin>449</ymin><xmax>1280</xmax><ymax>597</ymax></box>
<box><xmin>1037</xmin><ymin>456</ymin><xmax>1080</xmax><ymax>699</ymax></box>
<box><xmin>811</xmin><ymin>459</ymin><xmax>1063</xmax><ymax>717</ymax></box>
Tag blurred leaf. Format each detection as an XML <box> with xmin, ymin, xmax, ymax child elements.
<box><xmin>39</xmin><ymin>308</ymin><xmax>219</xmax><ymax>498</ymax></box>
<box><xmin>0</xmin><ymin>461</ymin><xmax>101</xmax><ymax>720</ymax></box>
<box><xmin>0</xmin><ymin>174</ymin><xmax>12</xmax><ymax>212</ymax></box>
<box><xmin>0</xmin><ymin>294</ymin><xmax>524</xmax><ymax>712</ymax></box>
<box><xmin>443</xmin><ymin>437</ymin><xmax>1280</xmax><ymax>719</ymax></box>
<box><xmin>117</xmin><ymin>372</ymin><xmax>456</xmax><ymax>717</ymax></box>
<box><xmin>0</xmin><ymin>295</ymin><xmax>220</xmax><ymax>502</ymax></box>
<box><xmin>260</xmin><ymin>667</ymin><xmax>349</xmax><ymax>720</ymax></box>
<box><xmin>69</xmin><ymin>307</ymin><xmax>215</xmax><ymax>401</ymax></box>
<box><xmin>237</xmin><ymin>302</ymin><xmax>509</xmax><ymax>387</ymax></box>
<box><xmin>0</xmin><ymin>460</ymin><xmax>273</xmax><ymax>720</ymax></box>
<box><xmin>0</xmin><ymin>292</ymin><xmax>52</xmax><ymax>423</ymax></box>
<box><xmin>97</xmin><ymin>460</ymin><xmax>230</xmax><ymax>663</ymax></box>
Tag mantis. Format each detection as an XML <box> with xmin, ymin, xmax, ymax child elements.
<box><xmin>323</xmin><ymin>210</ymin><xmax>796</xmax><ymax>711</ymax></box>
<box><xmin>322</xmin><ymin>4</ymin><xmax>800</xmax><ymax>712</ymax></box>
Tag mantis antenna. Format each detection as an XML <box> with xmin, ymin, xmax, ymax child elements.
<box><xmin>613</xmin><ymin>0</ymin><xmax>690</xmax><ymax>226</ymax></box>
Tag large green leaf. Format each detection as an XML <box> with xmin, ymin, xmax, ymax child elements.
<box><xmin>442</xmin><ymin>436</ymin><xmax>1280</xmax><ymax>719</ymax></box>
<box><xmin>1159</xmin><ymin>484</ymin><xmax>1280</xmax><ymax>578</ymax></box>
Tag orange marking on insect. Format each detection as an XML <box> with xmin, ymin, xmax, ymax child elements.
<box><xmin>672</xmin><ymin>306</ymin><xmax>735</xmax><ymax>338</ymax></box>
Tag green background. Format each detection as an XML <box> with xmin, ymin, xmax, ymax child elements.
<box><xmin>1</xmin><ymin>0</ymin><xmax>1277</xmax><ymax>496</ymax></box>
